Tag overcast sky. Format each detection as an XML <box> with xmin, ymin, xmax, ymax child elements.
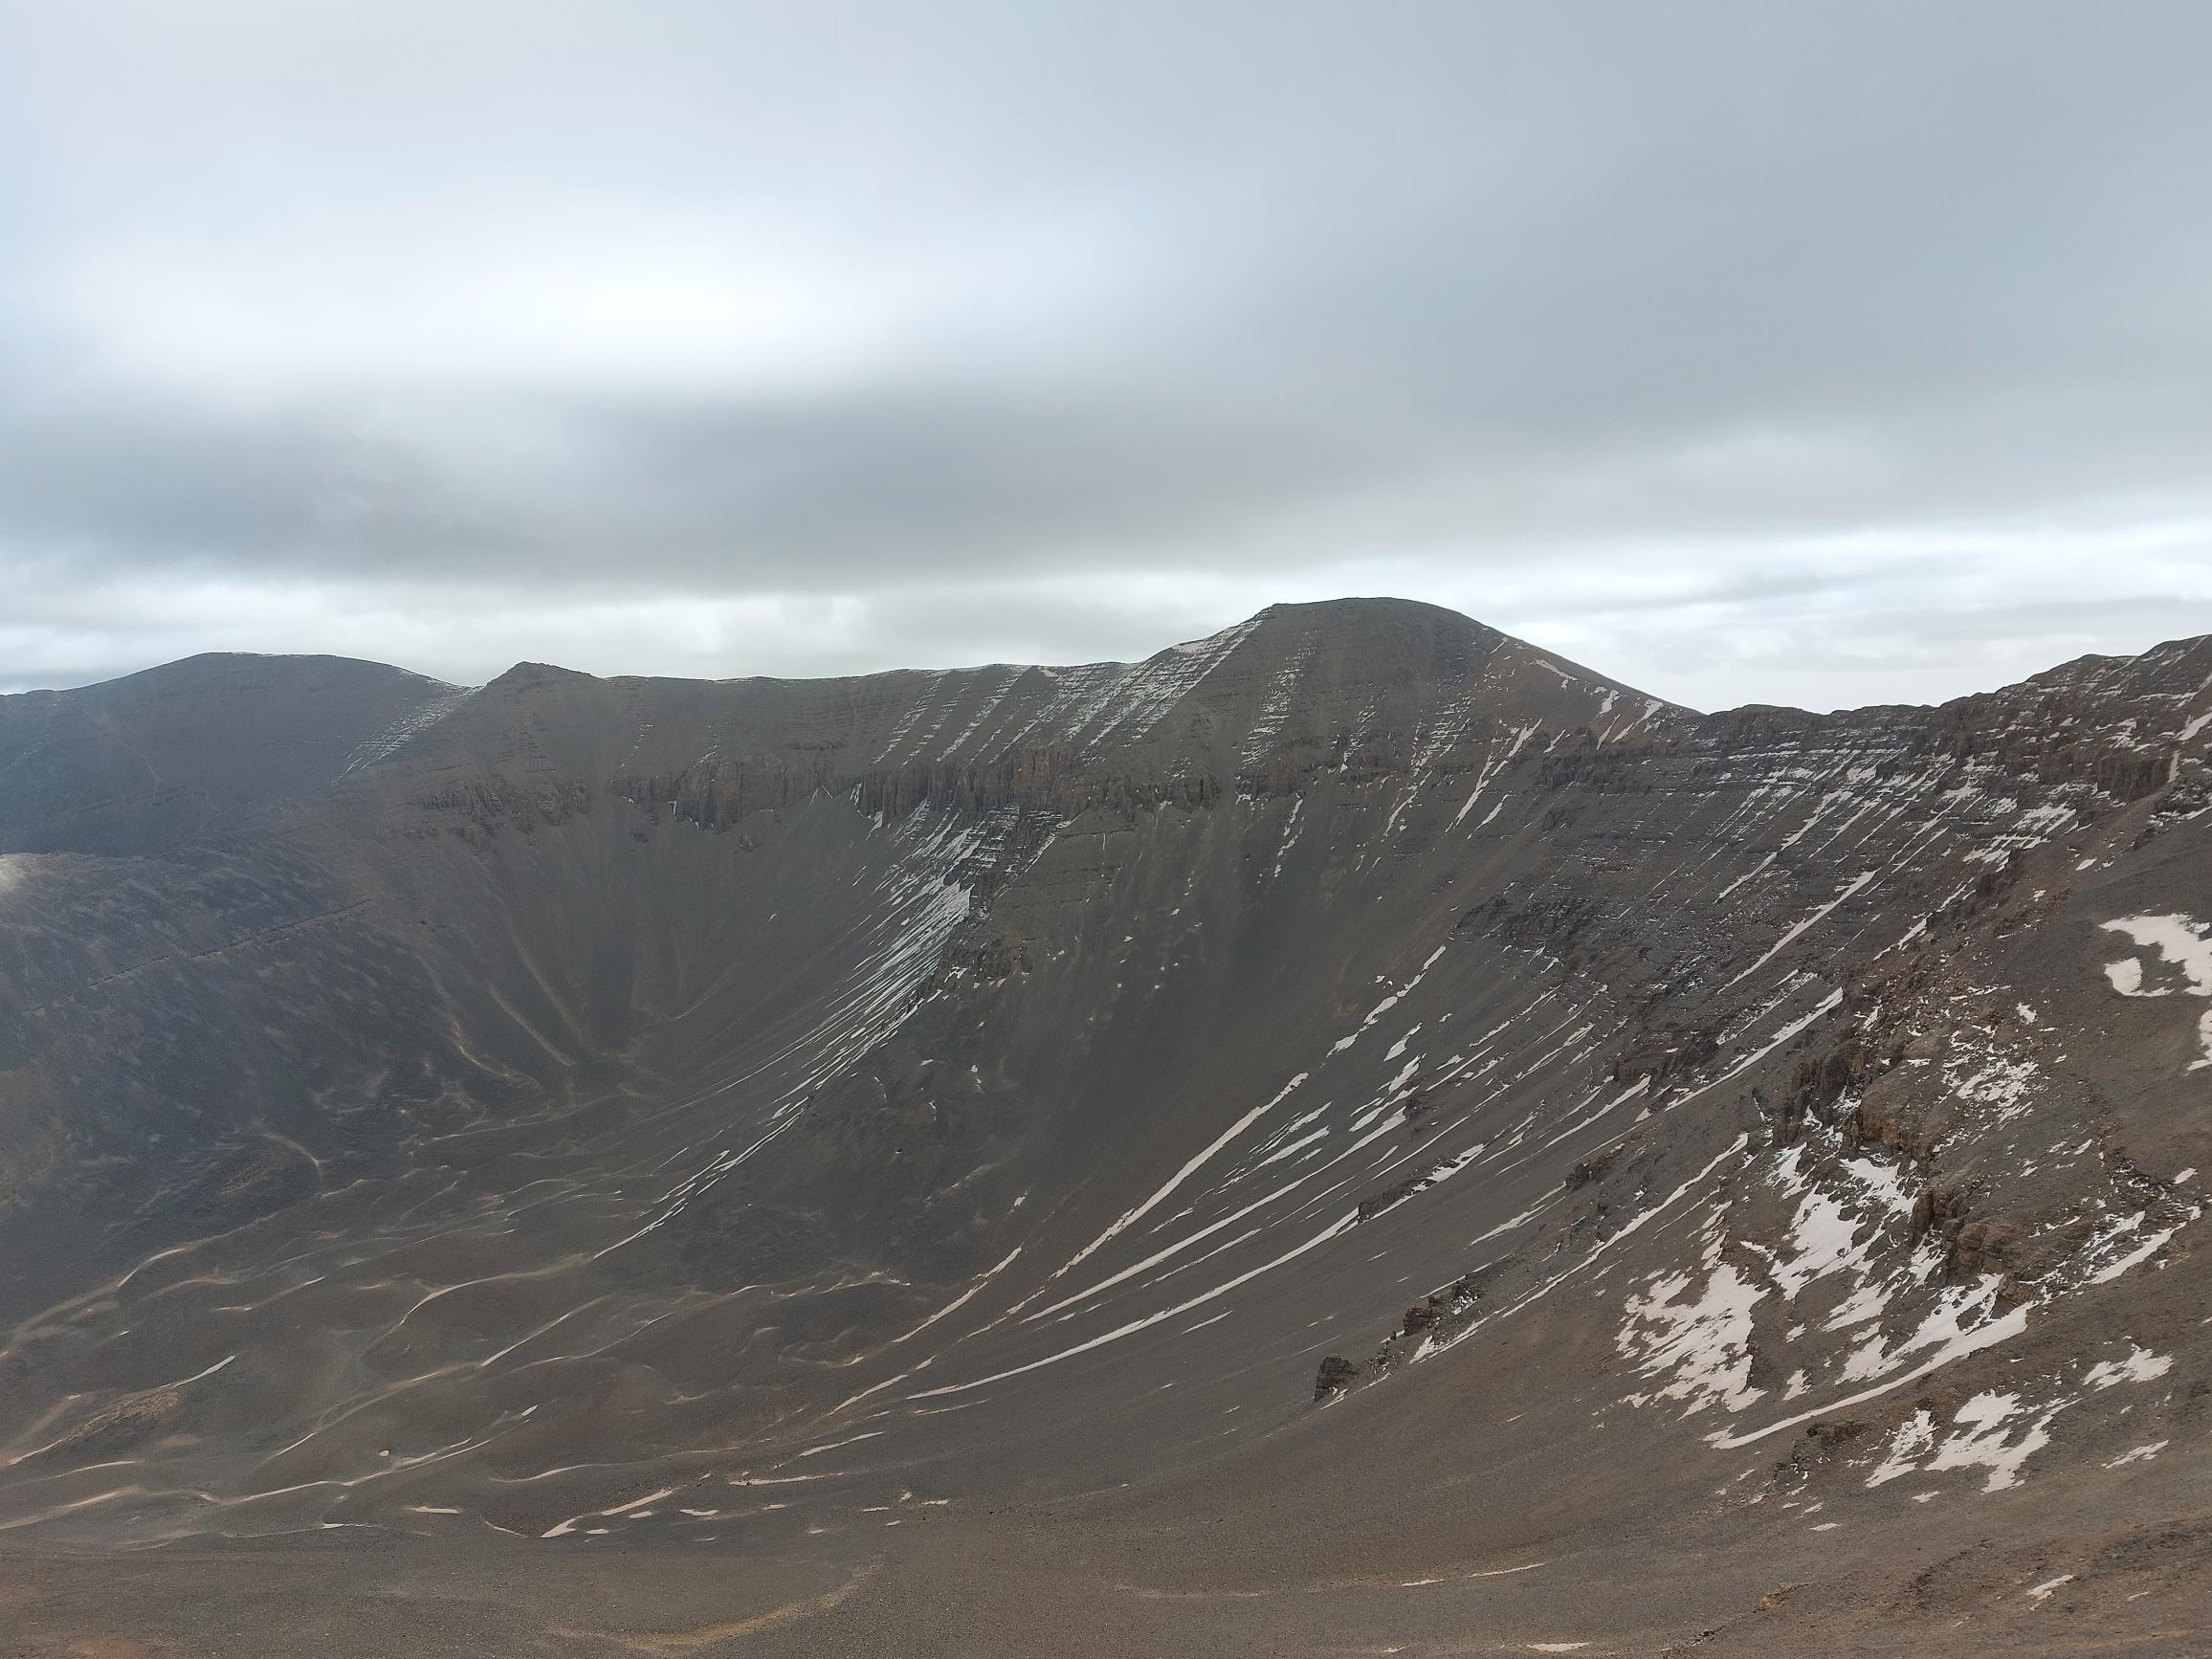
<box><xmin>4</xmin><ymin>2</ymin><xmax>2209</xmax><ymax>712</ymax></box>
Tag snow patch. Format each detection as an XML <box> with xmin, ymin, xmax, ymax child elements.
<box><xmin>2099</xmin><ymin>915</ymin><xmax>2212</xmax><ymax>1070</ymax></box>
<box><xmin>2083</xmin><ymin>1344</ymin><xmax>2173</xmax><ymax>1388</ymax></box>
<box><xmin>2105</xmin><ymin>1441</ymin><xmax>2167</xmax><ymax>1467</ymax></box>
<box><xmin>1621</xmin><ymin>1264</ymin><xmax>1766</xmax><ymax>1416</ymax></box>
<box><xmin>1924</xmin><ymin>1392</ymin><xmax>2054</xmax><ymax>1492</ymax></box>
<box><xmin>1867</xmin><ymin>1410</ymin><xmax>1937</xmax><ymax>1487</ymax></box>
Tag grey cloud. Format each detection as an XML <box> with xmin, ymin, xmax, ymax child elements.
<box><xmin>2</xmin><ymin>2</ymin><xmax>2209</xmax><ymax>706</ymax></box>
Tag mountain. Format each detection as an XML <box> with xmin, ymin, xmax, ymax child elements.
<box><xmin>1</xmin><ymin>597</ymin><xmax>2208</xmax><ymax>1655</ymax></box>
<box><xmin>0</xmin><ymin>652</ymin><xmax>468</xmax><ymax>854</ymax></box>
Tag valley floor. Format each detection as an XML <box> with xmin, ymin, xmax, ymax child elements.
<box><xmin>4</xmin><ymin>1456</ymin><xmax>2206</xmax><ymax>1658</ymax></box>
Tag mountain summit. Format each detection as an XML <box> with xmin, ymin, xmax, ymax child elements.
<box><xmin>2</xmin><ymin>599</ymin><xmax>2209</xmax><ymax>1653</ymax></box>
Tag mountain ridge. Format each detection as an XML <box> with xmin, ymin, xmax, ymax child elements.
<box><xmin>19</xmin><ymin>597</ymin><xmax>2212</xmax><ymax>816</ymax></box>
<box><xmin>1</xmin><ymin>595</ymin><xmax>2209</xmax><ymax>1652</ymax></box>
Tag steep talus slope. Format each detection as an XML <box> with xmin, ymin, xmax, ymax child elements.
<box><xmin>0</xmin><ymin>599</ymin><xmax>2207</xmax><ymax>1651</ymax></box>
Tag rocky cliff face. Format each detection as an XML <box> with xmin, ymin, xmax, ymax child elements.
<box><xmin>0</xmin><ymin>599</ymin><xmax>2206</xmax><ymax>1649</ymax></box>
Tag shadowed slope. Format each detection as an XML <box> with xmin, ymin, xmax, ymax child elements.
<box><xmin>0</xmin><ymin>653</ymin><xmax>468</xmax><ymax>854</ymax></box>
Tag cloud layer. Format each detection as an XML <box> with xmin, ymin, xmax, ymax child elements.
<box><xmin>5</xmin><ymin>2</ymin><xmax>2210</xmax><ymax>709</ymax></box>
